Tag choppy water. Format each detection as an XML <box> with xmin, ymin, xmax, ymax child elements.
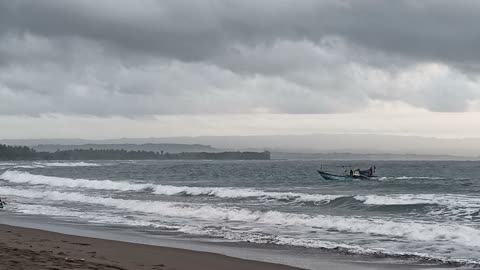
<box><xmin>1</xmin><ymin>160</ymin><xmax>479</xmax><ymax>267</ymax></box>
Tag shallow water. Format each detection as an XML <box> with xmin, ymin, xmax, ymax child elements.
<box><xmin>1</xmin><ymin>160</ymin><xmax>479</xmax><ymax>267</ymax></box>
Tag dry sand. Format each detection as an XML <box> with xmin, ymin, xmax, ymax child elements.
<box><xmin>0</xmin><ymin>224</ymin><xmax>303</xmax><ymax>270</ymax></box>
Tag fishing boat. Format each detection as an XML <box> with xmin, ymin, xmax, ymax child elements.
<box><xmin>317</xmin><ymin>167</ymin><xmax>376</xmax><ymax>180</ymax></box>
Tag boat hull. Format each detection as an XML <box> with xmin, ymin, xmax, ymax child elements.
<box><xmin>317</xmin><ymin>170</ymin><xmax>371</xmax><ymax>180</ymax></box>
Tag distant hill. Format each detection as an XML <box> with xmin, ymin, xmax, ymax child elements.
<box><xmin>4</xmin><ymin>133</ymin><xmax>480</xmax><ymax>157</ymax></box>
<box><xmin>271</xmin><ymin>152</ymin><xmax>478</xmax><ymax>161</ymax></box>
<box><xmin>32</xmin><ymin>144</ymin><xmax>220</xmax><ymax>153</ymax></box>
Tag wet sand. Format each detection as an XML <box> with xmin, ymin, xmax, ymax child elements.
<box><xmin>0</xmin><ymin>224</ymin><xmax>303</xmax><ymax>270</ymax></box>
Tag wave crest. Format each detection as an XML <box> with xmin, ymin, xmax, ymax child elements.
<box><xmin>2</xmin><ymin>186</ymin><xmax>480</xmax><ymax>249</ymax></box>
<box><xmin>1</xmin><ymin>170</ymin><xmax>149</xmax><ymax>191</ymax></box>
<box><xmin>0</xmin><ymin>170</ymin><xmax>343</xmax><ymax>203</ymax></box>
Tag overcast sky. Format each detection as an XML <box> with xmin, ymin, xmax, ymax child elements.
<box><xmin>1</xmin><ymin>0</ymin><xmax>480</xmax><ymax>139</ymax></box>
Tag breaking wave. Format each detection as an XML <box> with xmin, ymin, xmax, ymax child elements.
<box><xmin>179</xmin><ymin>227</ymin><xmax>480</xmax><ymax>267</ymax></box>
<box><xmin>10</xmin><ymin>203</ymin><xmax>180</xmax><ymax>230</ymax></box>
<box><xmin>0</xmin><ymin>170</ymin><xmax>343</xmax><ymax>203</ymax></box>
<box><xmin>10</xmin><ymin>162</ymin><xmax>101</xmax><ymax>169</ymax></box>
<box><xmin>3</xmin><ymin>170</ymin><xmax>480</xmax><ymax>220</ymax></box>
<box><xmin>1</xmin><ymin>170</ymin><xmax>149</xmax><ymax>191</ymax></box>
<box><xmin>2</xmin><ymin>186</ymin><xmax>480</xmax><ymax>249</ymax></box>
<box><xmin>152</xmin><ymin>185</ymin><xmax>343</xmax><ymax>203</ymax></box>
<box><xmin>354</xmin><ymin>194</ymin><xmax>480</xmax><ymax>219</ymax></box>
<box><xmin>39</xmin><ymin>162</ymin><xmax>101</xmax><ymax>167</ymax></box>
<box><xmin>12</xmin><ymin>165</ymin><xmax>43</xmax><ymax>169</ymax></box>
<box><xmin>0</xmin><ymin>162</ymin><xmax>17</xmax><ymax>166</ymax></box>
<box><xmin>3</xmin><ymin>171</ymin><xmax>480</xmax><ymax>215</ymax></box>
<box><xmin>8</xmin><ymin>201</ymin><xmax>480</xmax><ymax>267</ymax></box>
<box><xmin>354</xmin><ymin>194</ymin><xmax>480</xmax><ymax>208</ymax></box>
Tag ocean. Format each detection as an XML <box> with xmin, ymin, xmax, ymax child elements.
<box><xmin>1</xmin><ymin>160</ymin><xmax>479</xmax><ymax>268</ymax></box>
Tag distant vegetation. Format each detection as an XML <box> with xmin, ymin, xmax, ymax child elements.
<box><xmin>33</xmin><ymin>143</ymin><xmax>219</xmax><ymax>153</ymax></box>
<box><xmin>0</xmin><ymin>144</ymin><xmax>38</xmax><ymax>160</ymax></box>
<box><xmin>0</xmin><ymin>144</ymin><xmax>270</xmax><ymax>160</ymax></box>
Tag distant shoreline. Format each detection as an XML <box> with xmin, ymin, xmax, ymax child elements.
<box><xmin>0</xmin><ymin>144</ymin><xmax>271</xmax><ymax>161</ymax></box>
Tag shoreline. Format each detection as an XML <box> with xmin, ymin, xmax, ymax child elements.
<box><xmin>0</xmin><ymin>223</ymin><xmax>303</xmax><ymax>270</ymax></box>
<box><xmin>0</xmin><ymin>221</ymin><xmax>458</xmax><ymax>270</ymax></box>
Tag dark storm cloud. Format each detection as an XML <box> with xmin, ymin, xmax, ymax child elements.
<box><xmin>2</xmin><ymin>0</ymin><xmax>480</xmax><ymax>66</ymax></box>
<box><xmin>0</xmin><ymin>0</ymin><xmax>480</xmax><ymax>116</ymax></box>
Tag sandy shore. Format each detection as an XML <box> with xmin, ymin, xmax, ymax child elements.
<box><xmin>0</xmin><ymin>224</ymin><xmax>303</xmax><ymax>270</ymax></box>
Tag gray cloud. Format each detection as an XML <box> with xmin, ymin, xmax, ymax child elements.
<box><xmin>2</xmin><ymin>0</ymin><xmax>480</xmax><ymax>65</ymax></box>
<box><xmin>0</xmin><ymin>0</ymin><xmax>480</xmax><ymax>116</ymax></box>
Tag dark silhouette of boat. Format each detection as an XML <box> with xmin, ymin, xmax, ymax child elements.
<box><xmin>0</xmin><ymin>198</ymin><xmax>6</xmax><ymax>209</ymax></box>
<box><xmin>317</xmin><ymin>167</ymin><xmax>376</xmax><ymax>180</ymax></box>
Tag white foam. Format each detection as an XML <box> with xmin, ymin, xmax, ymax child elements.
<box><xmin>152</xmin><ymin>185</ymin><xmax>342</xmax><ymax>203</ymax></box>
<box><xmin>3</xmin><ymin>171</ymin><xmax>478</xmax><ymax>220</ymax></box>
<box><xmin>2</xmin><ymin>186</ymin><xmax>480</xmax><ymax>249</ymax></box>
<box><xmin>179</xmin><ymin>227</ymin><xmax>480</xmax><ymax>266</ymax></box>
<box><xmin>11</xmin><ymin>203</ymin><xmax>84</xmax><ymax>217</ymax></box>
<box><xmin>377</xmin><ymin>176</ymin><xmax>445</xmax><ymax>181</ymax></box>
<box><xmin>0</xmin><ymin>162</ymin><xmax>17</xmax><ymax>166</ymax></box>
<box><xmin>1</xmin><ymin>170</ymin><xmax>150</xmax><ymax>191</ymax></box>
<box><xmin>356</xmin><ymin>194</ymin><xmax>480</xmax><ymax>220</ymax></box>
<box><xmin>1</xmin><ymin>170</ymin><xmax>343</xmax><ymax>203</ymax></box>
<box><xmin>11</xmin><ymin>162</ymin><xmax>101</xmax><ymax>169</ymax></box>
<box><xmin>395</xmin><ymin>176</ymin><xmax>443</xmax><ymax>180</ymax></box>
<box><xmin>10</xmin><ymin>199</ymin><xmax>478</xmax><ymax>267</ymax></box>
<box><xmin>10</xmin><ymin>203</ymin><xmax>178</xmax><ymax>230</ymax></box>
<box><xmin>36</xmin><ymin>162</ymin><xmax>101</xmax><ymax>167</ymax></box>
<box><xmin>13</xmin><ymin>165</ymin><xmax>43</xmax><ymax>169</ymax></box>
<box><xmin>355</xmin><ymin>194</ymin><xmax>480</xmax><ymax>208</ymax></box>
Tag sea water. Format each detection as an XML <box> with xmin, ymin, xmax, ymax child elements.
<box><xmin>0</xmin><ymin>160</ymin><xmax>479</xmax><ymax>267</ymax></box>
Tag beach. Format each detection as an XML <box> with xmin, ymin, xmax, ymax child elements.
<box><xmin>0</xmin><ymin>224</ymin><xmax>302</xmax><ymax>270</ymax></box>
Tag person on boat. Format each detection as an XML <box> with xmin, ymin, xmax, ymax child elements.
<box><xmin>349</xmin><ymin>169</ymin><xmax>354</xmax><ymax>176</ymax></box>
<box><xmin>0</xmin><ymin>198</ymin><xmax>5</xmax><ymax>209</ymax></box>
<box><xmin>369</xmin><ymin>166</ymin><xmax>373</xmax><ymax>176</ymax></box>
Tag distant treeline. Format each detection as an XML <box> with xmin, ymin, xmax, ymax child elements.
<box><xmin>0</xmin><ymin>145</ymin><xmax>37</xmax><ymax>160</ymax></box>
<box><xmin>0</xmin><ymin>144</ymin><xmax>270</xmax><ymax>160</ymax></box>
<box><xmin>33</xmin><ymin>143</ymin><xmax>218</xmax><ymax>153</ymax></box>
